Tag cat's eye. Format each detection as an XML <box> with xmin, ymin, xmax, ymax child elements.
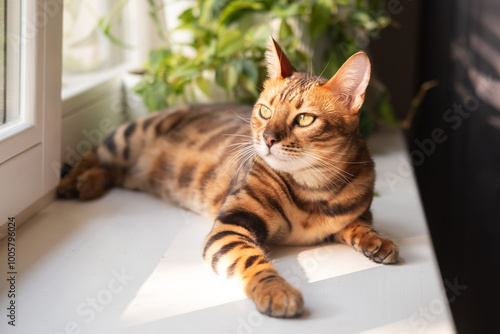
<box><xmin>259</xmin><ymin>106</ymin><xmax>272</xmax><ymax>119</ymax></box>
<box><xmin>296</xmin><ymin>114</ymin><xmax>316</xmax><ymax>127</ymax></box>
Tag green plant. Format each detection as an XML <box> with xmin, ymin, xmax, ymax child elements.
<box><xmin>105</xmin><ymin>0</ymin><xmax>397</xmax><ymax>137</ymax></box>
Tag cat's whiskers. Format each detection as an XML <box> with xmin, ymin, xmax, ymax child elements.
<box><xmin>221</xmin><ymin>141</ymin><xmax>254</xmax><ymax>153</ymax></box>
<box><xmin>224</xmin><ymin>145</ymin><xmax>254</xmax><ymax>170</ymax></box>
<box><xmin>222</xmin><ymin>145</ymin><xmax>255</xmax><ymax>177</ymax></box>
<box><xmin>280</xmin><ymin>145</ymin><xmax>358</xmax><ymax>187</ymax></box>
<box><xmin>223</xmin><ymin>134</ymin><xmax>254</xmax><ymax>139</ymax></box>
<box><xmin>300</xmin><ymin>152</ymin><xmax>356</xmax><ymax>189</ymax></box>
<box><xmin>300</xmin><ymin>147</ymin><xmax>370</xmax><ymax>162</ymax></box>
<box><xmin>292</xmin><ymin>153</ymin><xmax>334</xmax><ymax>186</ymax></box>
<box><xmin>232</xmin><ymin>112</ymin><xmax>251</xmax><ymax>123</ymax></box>
<box><xmin>295</xmin><ymin>146</ymin><xmax>351</xmax><ymax>156</ymax></box>
<box><xmin>301</xmin><ymin>150</ymin><xmax>355</xmax><ymax>175</ymax></box>
<box><xmin>321</xmin><ymin>155</ymin><xmax>370</xmax><ymax>165</ymax></box>
<box><xmin>303</xmin><ymin>156</ymin><xmax>352</xmax><ymax>185</ymax></box>
<box><xmin>302</xmin><ymin>152</ymin><xmax>355</xmax><ymax>176</ymax></box>
<box><xmin>294</xmin><ymin>155</ymin><xmax>339</xmax><ymax>192</ymax></box>
<box><xmin>221</xmin><ymin>141</ymin><xmax>253</xmax><ymax>147</ymax></box>
<box><xmin>227</xmin><ymin>144</ymin><xmax>254</xmax><ymax>154</ymax></box>
<box><xmin>233</xmin><ymin>148</ymin><xmax>256</xmax><ymax>182</ymax></box>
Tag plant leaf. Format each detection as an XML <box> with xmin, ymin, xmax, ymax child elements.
<box><xmin>348</xmin><ymin>10</ymin><xmax>374</xmax><ymax>28</ymax></box>
<box><xmin>358</xmin><ymin>107</ymin><xmax>375</xmax><ymax>139</ymax></box>
<box><xmin>309</xmin><ymin>0</ymin><xmax>333</xmax><ymax>41</ymax></box>
<box><xmin>195</xmin><ymin>76</ymin><xmax>211</xmax><ymax>96</ymax></box>
<box><xmin>240</xmin><ymin>75</ymin><xmax>259</xmax><ymax>97</ymax></box>
<box><xmin>200</xmin><ymin>0</ymin><xmax>228</xmax><ymax>26</ymax></box>
<box><xmin>134</xmin><ymin>76</ymin><xmax>169</xmax><ymax>111</ymax></box>
<box><xmin>376</xmin><ymin>92</ymin><xmax>397</xmax><ymax>128</ymax></box>
<box><xmin>217</xmin><ymin>28</ymin><xmax>245</xmax><ymax>57</ymax></box>
<box><xmin>178</xmin><ymin>8</ymin><xmax>195</xmax><ymax>24</ymax></box>
<box><xmin>215</xmin><ymin>61</ymin><xmax>241</xmax><ymax>96</ymax></box>
<box><xmin>272</xmin><ymin>2</ymin><xmax>303</xmax><ymax>18</ymax></box>
<box><xmin>241</xmin><ymin>59</ymin><xmax>258</xmax><ymax>84</ymax></box>
<box><xmin>219</xmin><ymin>0</ymin><xmax>266</xmax><ymax>26</ymax></box>
<box><xmin>148</xmin><ymin>49</ymin><xmax>172</xmax><ymax>73</ymax></box>
<box><xmin>279</xmin><ymin>18</ymin><xmax>293</xmax><ymax>40</ymax></box>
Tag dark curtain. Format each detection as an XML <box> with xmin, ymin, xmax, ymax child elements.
<box><xmin>414</xmin><ymin>0</ymin><xmax>500</xmax><ymax>332</ymax></box>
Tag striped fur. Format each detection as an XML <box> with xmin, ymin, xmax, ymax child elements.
<box><xmin>57</xmin><ymin>41</ymin><xmax>398</xmax><ymax>318</ymax></box>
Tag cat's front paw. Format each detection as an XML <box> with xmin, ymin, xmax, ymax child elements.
<box><xmin>247</xmin><ymin>276</ymin><xmax>304</xmax><ymax>318</ymax></box>
<box><xmin>356</xmin><ymin>234</ymin><xmax>399</xmax><ymax>264</ymax></box>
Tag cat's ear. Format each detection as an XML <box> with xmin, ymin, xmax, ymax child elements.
<box><xmin>324</xmin><ymin>52</ymin><xmax>371</xmax><ymax>115</ymax></box>
<box><xmin>265</xmin><ymin>36</ymin><xmax>296</xmax><ymax>79</ymax></box>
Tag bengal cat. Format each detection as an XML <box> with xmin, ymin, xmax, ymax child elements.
<box><xmin>57</xmin><ymin>38</ymin><xmax>399</xmax><ymax>318</ymax></box>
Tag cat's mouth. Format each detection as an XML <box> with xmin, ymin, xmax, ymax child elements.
<box><xmin>255</xmin><ymin>139</ymin><xmax>300</xmax><ymax>171</ymax></box>
<box><xmin>258</xmin><ymin>144</ymin><xmax>298</xmax><ymax>172</ymax></box>
<box><xmin>265</xmin><ymin>151</ymin><xmax>283</xmax><ymax>162</ymax></box>
<box><xmin>264</xmin><ymin>146</ymin><xmax>282</xmax><ymax>159</ymax></box>
<box><xmin>264</xmin><ymin>151</ymin><xmax>285</xmax><ymax>163</ymax></box>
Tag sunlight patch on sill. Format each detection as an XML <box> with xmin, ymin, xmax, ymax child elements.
<box><xmin>119</xmin><ymin>209</ymin><xmax>248</xmax><ymax>327</ymax></box>
<box><xmin>119</xmin><ymin>254</ymin><xmax>247</xmax><ymax>327</ymax></box>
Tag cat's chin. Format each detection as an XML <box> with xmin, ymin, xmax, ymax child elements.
<box><xmin>256</xmin><ymin>142</ymin><xmax>302</xmax><ymax>173</ymax></box>
<box><xmin>260</xmin><ymin>154</ymin><xmax>298</xmax><ymax>173</ymax></box>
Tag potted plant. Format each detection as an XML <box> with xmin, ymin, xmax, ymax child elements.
<box><xmin>102</xmin><ymin>0</ymin><xmax>397</xmax><ymax>138</ymax></box>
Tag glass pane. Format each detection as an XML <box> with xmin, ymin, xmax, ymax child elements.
<box><xmin>62</xmin><ymin>0</ymin><xmax>127</xmax><ymax>82</ymax></box>
<box><xmin>0</xmin><ymin>0</ymin><xmax>21</xmax><ymax>130</ymax></box>
<box><xmin>0</xmin><ymin>0</ymin><xmax>5</xmax><ymax>125</ymax></box>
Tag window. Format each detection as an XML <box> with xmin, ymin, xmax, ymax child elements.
<box><xmin>0</xmin><ymin>0</ymin><xmax>21</xmax><ymax>131</ymax></box>
<box><xmin>60</xmin><ymin>0</ymin><xmax>165</xmax><ymax>166</ymax></box>
<box><xmin>62</xmin><ymin>0</ymin><xmax>134</xmax><ymax>90</ymax></box>
<box><xmin>64</xmin><ymin>0</ymin><xmax>122</xmax><ymax>75</ymax></box>
<box><xmin>0</xmin><ymin>1</ymin><xmax>5</xmax><ymax>125</ymax></box>
<box><xmin>0</xmin><ymin>0</ymin><xmax>62</xmax><ymax>228</ymax></box>
<box><xmin>0</xmin><ymin>0</ymin><xmax>166</xmax><ymax>229</ymax></box>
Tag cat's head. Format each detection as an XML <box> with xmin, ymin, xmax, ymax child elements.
<box><xmin>251</xmin><ymin>37</ymin><xmax>371</xmax><ymax>173</ymax></box>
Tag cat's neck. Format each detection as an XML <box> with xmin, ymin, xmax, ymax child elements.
<box><xmin>289</xmin><ymin>135</ymin><xmax>367</xmax><ymax>190</ymax></box>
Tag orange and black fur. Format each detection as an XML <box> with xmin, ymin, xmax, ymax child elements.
<box><xmin>57</xmin><ymin>39</ymin><xmax>399</xmax><ymax>318</ymax></box>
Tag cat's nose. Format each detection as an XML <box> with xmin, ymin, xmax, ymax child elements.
<box><xmin>263</xmin><ymin>134</ymin><xmax>279</xmax><ymax>148</ymax></box>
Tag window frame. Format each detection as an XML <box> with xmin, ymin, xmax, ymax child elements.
<box><xmin>0</xmin><ymin>0</ymin><xmax>166</xmax><ymax>231</ymax></box>
<box><xmin>0</xmin><ymin>1</ymin><xmax>6</xmax><ymax>125</ymax></box>
<box><xmin>0</xmin><ymin>0</ymin><xmax>42</xmax><ymax>164</ymax></box>
<box><xmin>0</xmin><ymin>0</ymin><xmax>62</xmax><ymax>227</ymax></box>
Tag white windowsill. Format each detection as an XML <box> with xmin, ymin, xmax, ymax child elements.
<box><xmin>0</xmin><ymin>130</ymin><xmax>456</xmax><ymax>334</ymax></box>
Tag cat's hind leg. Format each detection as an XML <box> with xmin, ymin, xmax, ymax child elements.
<box><xmin>56</xmin><ymin>151</ymin><xmax>125</xmax><ymax>200</ymax></box>
<box><xmin>57</xmin><ymin>117</ymin><xmax>151</xmax><ymax>200</ymax></box>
